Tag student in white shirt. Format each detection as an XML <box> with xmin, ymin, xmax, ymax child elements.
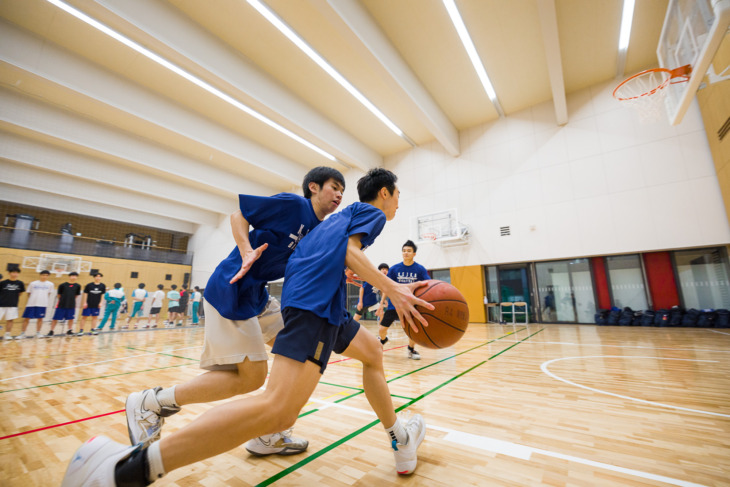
<box><xmin>190</xmin><ymin>286</ymin><xmax>202</xmax><ymax>326</ymax></box>
<box><xmin>126</xmin><ymin>283</ymin><xmax>149</xmax><ymax>329</ymax></box>
<box><xmin>18</xmin><ymin>270</ymin><xmax>54</xmax><ymax>339</ymax></box>
<box><xmin>145</xmin><ymin>284</ymin><xmax>166</xmax><ymax>329</ymax></box>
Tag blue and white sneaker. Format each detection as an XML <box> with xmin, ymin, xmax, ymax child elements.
<box><xmin>126</xmin><ymin>387</ymin><xmax>180</xmax><ymax>446</ymax></box>
<box><xmin>392</xmin><ymin>414</ymin><xmax>426</xmax><ymax>475</ymax></box>
<box><xmin>61</xmin><ymin>436</ymin><xmax>141</xmax><ymax>487</ymax></box>
<box><xmin>244</xmin><ymin>428</ymin><xmax>309</xmax><ymax>456</ymax></box>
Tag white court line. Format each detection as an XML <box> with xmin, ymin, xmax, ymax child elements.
<box><xmin>0</xmin><ymin>345</ymin><xmax>202</xmax><ymax>382</ymax></box>
<box><xmin>495</xmin><ymin>339</ymin><xmax>730</xmax><ymax>353</ymax></box>
<box><xmin>541</xmin><ymin>356</ymin><xmax>730</xmax><ymax>418</ymax></box>
<box><xmin>707</xmin><ymin>329</ymin><xmax>730</xmax><ymax>336</ymax></box>
<box><xmin>310</xmin><ymin>400</ymin><xmax>707</xmax><ymax>487</ymax></box>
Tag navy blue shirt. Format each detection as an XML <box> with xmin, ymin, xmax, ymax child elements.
<box><xmin>282</xmin><ymin>202</ymin><xmax>386</xmax><ymax>326</ymax></box>
<box><xmin>205</xmin><ymin>193</ymin><xmax>321</xmax><ymax>320</ymax></box>
<box><xmin>361</xmin><ymin>281</ymin><xmax>378</xmax><ymax>308</ymax></box>
<box><xmin>385</xmin><ymin>262</ymin><xmax>430</xmax><ymax>310</ymax></box>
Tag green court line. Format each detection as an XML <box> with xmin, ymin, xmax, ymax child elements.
<box><xmin>318</xmin><ymin>381</ymin><xmax>364</xmax><ymax>391</ymax></box>
<box><xmin>125</xmin><ymin>346</ymin><xmax>200</xmax><ymax>361</ymax></box>
<box><xmin>0</xmin><ymin>363</ymin><xmax>191</xmax><ymax>394</ymax></box>
<box><xmin>257</xmin><ymin>327</ymin><xmax>542</xmax><ymax>486</ymax></box>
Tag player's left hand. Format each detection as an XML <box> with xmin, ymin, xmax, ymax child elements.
<box><xmin>230</xmin><ymin>243</ymin><xmax>269</xmax><ymax>284</ymax></box>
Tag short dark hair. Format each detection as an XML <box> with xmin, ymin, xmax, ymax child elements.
<box><xmin>69</xmin><ymin>271</ymin><xmax>79</xmax><ymax>276</ymax></box>
<box><xmin>114</xmin><ymin>283</ymin><xmax>122</xmax><ymax>289</ymax></box>
<box><xmin>9</xmin><ymin>267</ymin><xmax>20</xmax><ymax>273</ymax></box>
<box><xmin>40</xmin><ymin>270</ymin><xmax>51</xmax><ymax>275</ymax></box>
<box><xmin>357</xmin><ymin>168</ymin><xmax>397</xmax><ymax>202</ymax></box>
<box><xmin>93</xmin><ymin>272</ymin><xmax>103</xmax><ymax>277</ymax></box>
<box><xmin>302</xmin><ymin>166</ymin><xmax>345</xmax><ymax>199</ymax></box>
<box><xmin>378</xmin><ymin>263</ymin><xmax>390</xmax><ymax>271</ymax></box>
<box><xmin>171</xmin><ymin>284</ymin><xmax>177</xmax><ymax>290</ymax></box>
<box><xmin>157</xmin><ymin>284</ymin><xmax>164</xmax><ymax>290</ymax></box>
<box><xmin>138</xmin><ymin>283</ymin><xmax>146</xmax><ymax>288</ymax></box>
<box><xmin>402</xmin><ymin>240</ymin><xmax>417</xmax><ymax>253</ymax></box>
<box><xmin>194</xmin><ymin>286</ymin><xmax>200</xmax><ymax>291</ymax></box>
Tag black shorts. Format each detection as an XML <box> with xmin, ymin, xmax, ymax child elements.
<box><xmin>380</xmin><ymin>309</ymin><xmax>399</xmax><ymax>328</ymax></box>
<box><xmin>150</xmin><ymin>307</ymin><xmax>161</xmax><ymax>315</ymax></box>
<box><xmin>272</xmin><ymin>308</ymin><xmax>360</xmax><ymax>374</ymax></box>
<box><xmin>168</xmin><ymin>306</ymin><xmax>180</xmax><ymax>313</ymax></box>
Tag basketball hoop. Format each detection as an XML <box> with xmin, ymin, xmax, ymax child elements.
<box><xmin>422</xmin><ymin>232</ymin><xmax>438</xmax><ymax>242</ymax></box>
<box><xmin>613</xmin><ymin>65</ymin><xmax>691</xmax><ymax>123</ymax></box>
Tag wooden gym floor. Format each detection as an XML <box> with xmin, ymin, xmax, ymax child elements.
<box><xmin>0</xmin><ymin>320</ymin><xmax>728</xmax><ymax>486</ymax></box>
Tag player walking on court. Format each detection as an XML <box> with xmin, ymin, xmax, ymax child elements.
<box><xmin>126</xmin><ymin>284</ymin><xmax>148</xmax><ymax>329</ymax></box>
<box><xmin>18</xmin><ymin>270</ymin><xmax>53</xmax><ymax>339</ymax></box>
<box><xmin>377</xmin><ymin>240</ymin><xmax>430</xmax><ymax>359</ymax></box>
<box><xmin>94</xmin><ymin>283</ymin><xmax>125</xmax><ymax>333</ymax></box>
<box><xmin>62</xmin><ymin>168</ymin><xmax>433</xmax><ymax>486</ymax></box>
<box><xmin>190</xmin><ymin>286</ymin><xmax>202</xmax><ymax>325</ymax></box>
<box><xmin>144</xmin><ymin>285</ymin><xmax>165</xmax><ymax>328</ymax></box>
<box><xmin>353</xmin><ymin>263</ymin><xmax>389</xmax><ymax>322</ymax></box>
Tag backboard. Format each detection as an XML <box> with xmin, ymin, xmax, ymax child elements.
<box><xmin>22</xmin><ymin>253</ymin><xmax>92</xmax><ymax>277</ymax></box>
<box><xmin>657</xmin><ymin>0</ymin><xmax>730</xmax><ymax>125</ymax></box>
<box><xmin>414</xmin><ymin>209</ymin><xmax>470</xmax><ymax>247</ymax></box>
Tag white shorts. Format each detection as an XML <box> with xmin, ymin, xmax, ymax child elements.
<box><xmin>0</xmin><ymin>307</ymin><xmax>19</xmax><ymax>320</ymax></box>
<box><xmin>199</xmin><ymin>297</ymin><xmax>284</xmax><ymax>371</ymax></box>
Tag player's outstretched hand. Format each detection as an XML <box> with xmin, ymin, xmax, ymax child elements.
<box><xmin>391</xmin><ymin>281</ymin><xmax>434</xmax><ymax>333</ymax></box>
<box><xmin>229</xmin><ymin>243</ymin><xmax>268</xmax><ymax>284</ymax></box>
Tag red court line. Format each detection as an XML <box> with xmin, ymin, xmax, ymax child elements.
<box><xmin>1</xmin><ymin>345</ymin><xmax>410</xmax><ymax>440</ymax></box>
<box><xmin>327</xmin><ymin>345</ymin><xmax>407</xmax><ymax>365</ymax></box>
<box><xmin>0</xmin><ymin>409</ymin><xmax>124</xmax><ymax>441</ymax></box>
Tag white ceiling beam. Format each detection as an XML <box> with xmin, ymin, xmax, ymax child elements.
<box><xmin>537</xmin><ymin>0</ymin><xmax>568</xmax><ymax>125</ymax></box>
<box><xmin>92</xmin><ymin>0</ymin><xmax>381</xmax><ymax>171</ymax></box>
<box><xmin>0</xmin><ymin>18</ymin><xmax>303</xmax><ymax>187</ymax></box>
<box><xmin>0</xmin><ymin>132</ymin><xmax>237</xmax><ymax>215</ymax></box>
<box><xmin>0</xmin><ymin>88</ymin><xmax>268</xmax><ymax>198</ymax></box>
<box><xmin>0</xmin><ymin>183</ymin><xmax>194</xmax><ymax>233</ymax></box>
<box><xmin>316</xmin><ymin>0</ymin><xmax>461</xmax><ymax>156</ymax></box>
<box><xmin>0</xmin><ymin>159</ymin><xmax>219</xmax><ymax>225</ymax></box>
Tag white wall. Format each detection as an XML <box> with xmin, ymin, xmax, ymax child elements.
<box><xmin>188</xmin><ymin>214</ymin><xmax>236</xmax><ymax>289</ymax></box>
<box><xmin>363</xmin><ymin>79</ymin><xmax>730</xmax><ymax>269</ymax></box>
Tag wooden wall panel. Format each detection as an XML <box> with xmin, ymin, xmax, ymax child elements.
<box><xmin>450</xmin><ymin>265</ymin><xmax>485</xmax><ymax>323</ymax></box>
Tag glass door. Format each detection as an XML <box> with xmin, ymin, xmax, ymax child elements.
<box><xmin>497</xmin><ymin>264</ymin><xmax>534</xmax><ymax>323</ymax></box>
<box><xmin>484</xmin><ymin>266</ymin><xmax>500</xmax><ymax>322</ymax></box>
<box><xmin>535</xmin><ymin>259</ymin><xmax>595</xmax><ymax>323</ymax></box>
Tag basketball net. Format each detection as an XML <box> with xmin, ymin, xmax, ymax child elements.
<box><xmin>422</xmin><ymin>232</ymin><xmax>437</xmax><ymax>242</ymax></box>
<box><xmin>613</xmin><ymin>65</ymin><xmax>691</xmax><ymax>123</ymax></box>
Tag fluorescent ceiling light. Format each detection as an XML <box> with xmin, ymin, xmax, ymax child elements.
<box><xmin>246</xmin><ymin>0</ymin><xmax>406</xmax><ymax>139</ymax></box>
<box><xmin>45</xmin><ymin>0</ymin><xmax>337</xmax><ymax>162</ymax></box>
<box><xmin>618</xmin><ymin>0</ymin><xmax>635</xmax><ymax>51</ymax></box>
<box><xmin>443</xmin><ymin>0</ymin><xmax>502</xmax><ymax>115</ymax></box>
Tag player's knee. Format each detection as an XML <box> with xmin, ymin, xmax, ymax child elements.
<box><xmin>235</xmin><ymin>360</ymin><xmax>267</xmax><ymax>393</ymax></box>
<box><xmin>360</xmin><ymin>334</ymin><xmax>383</xmax><ymax>367</ymax></box>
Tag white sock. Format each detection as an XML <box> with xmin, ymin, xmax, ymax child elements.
<box><xmin>146</xmin><ymin>441</ymin><xmax>166</xmax><ymax>481</ymax></box>
<box><xmin>384</xmin><ymin>418</ymin><xmax>408</xmax><ymax>445</ymax></box>
<box><xmin>156</xmin><ymin>385</ymin><xmax>179</xmax><ymax>408</ymax></box>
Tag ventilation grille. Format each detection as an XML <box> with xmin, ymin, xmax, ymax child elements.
<box><xmin>719</xmin><ymin>116</ymin><xmax>730</xmax><ymax>141</ymax></box>
<box><xmin>500</xmin><ymin>226</ymin><xmax>510</xmax><ymax>236</ymax></box>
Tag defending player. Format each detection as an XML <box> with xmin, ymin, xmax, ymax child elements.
<box><xmin>122</xmin><ymin>167</ymin><xmax>345</xmax><ymax>456</ymax></box>
<box><xmin>61</xmin><ymin>168</ymin><xmax>433</xmax><ymax>486</ymax></box>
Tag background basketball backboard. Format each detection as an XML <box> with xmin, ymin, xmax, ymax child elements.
<box><xmin>658</xmin><ymin>0</ymin><xmax>730</xmax><ymax>125</ymax></box>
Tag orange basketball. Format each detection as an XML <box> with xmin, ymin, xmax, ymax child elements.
<box><xmin>404</xmin><ymin>280</ymin><xmax>469</xmax><ymax>349</ymax></box>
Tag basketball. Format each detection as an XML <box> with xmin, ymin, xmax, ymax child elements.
<box><xmin>404</xmin><ymin>280</ymin><xmax>469</xmax><ymax>349</ymax></box>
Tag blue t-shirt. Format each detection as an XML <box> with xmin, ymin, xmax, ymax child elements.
<box><xmin>282</xmin><ymin>202</ymin><xmax>386</xmax><ymax>326</ymax></box>
<box><xmin>361</xmin><ymin>281</ymin><xmax>378</xmax><ymax>308</ymax></box>
<box><xmin>386</xmin><ymin>262</ymin><xmax>430</xmax><ymax>310</ymax></box>
<box><xmin>206</xmin><ymin>193</ymin><xmax>321</xmax><ymax>320</ymax></box>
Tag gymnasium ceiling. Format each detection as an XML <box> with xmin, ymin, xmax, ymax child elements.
<box><xmin>0</xmin><ymin>0</ymin><xmax>668</xmax><ymax>233</ymax></box>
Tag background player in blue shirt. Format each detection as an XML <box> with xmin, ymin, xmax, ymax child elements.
<box><xmin>122</xmin><ymin>167</ymin><xmax>344</xmax><ymax>456</ymax></box>
<box><xmin>353</xmin><ymin>262</ymin><xmax>389</xmax><ymax>323</ymax></box>
<box><xmin>377</xmin><ymin>240</ymin><xmax>430</xmax><ymax>359</ymax></box>
<box><xmin>63</xmin><ymin>168</ymin><xmax>434</xmax><ymax>486</ymax></box>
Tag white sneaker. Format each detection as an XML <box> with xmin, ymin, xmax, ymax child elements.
<box><xmin>125</xmin><ymin>387</ymin><xmax>180</xmax><ymax>446</ymax></box>
<box><xmin>61</xmin><ymin>435</ymin><xmax>141</xmax><ymax>487</ymax></box>
<box><xmin>245</xmin><ymin>428</ymin><xmax>309</xmax><ymax>456</ymax></box>
<box><xmin>392</xmin><ymin>414</ymin><xmax>426</xmax><ymax>475</ymax></box>
<box><xmin>3</xmin><ymin>332</ymin><xmax>11</xmax><ymax>340</ymax></box>
<box><xmin>408</xmin><ymin>348</ymin><xmax>421</xmax><ymax>360</ymax></box>
<box><xmin>14</xmin><ymin>334</ymin><xmax>26</xmax><ymax>340</ymax></box>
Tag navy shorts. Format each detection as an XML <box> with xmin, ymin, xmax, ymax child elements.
<box><xmin>22</xmin><ymin>306</ymin><xmax>46</xmax><ymax>319</ymax></box>
<box><xmin>150</xmin><ymin>307</ymin><xmax>161</xmax><ymax>315</ymax></box>
<box><xmin>273</xmin><ymin>308</ymin><xmax>360</xmax><ymax>374</ymax></box>
<box><xmin>380</xmin><ymin>309</ymin><xmax>399</xmax><ymax>328</ymax></box>
<box><xmin>53</xmin><ymin>308</ymin><xmax>76</xmax><ymax>321</ymax></box>
<box><xmin>82</xmin><ymin>307</ymin><xmax>100</xmax><ymax>317</ymax></box>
